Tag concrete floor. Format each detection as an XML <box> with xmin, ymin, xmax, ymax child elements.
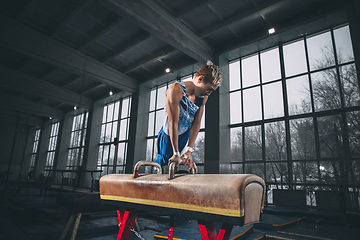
<box><xmin>1</xmin><ymin>189</ymin><xmax>360</xmax><ymax>240</ymax></box>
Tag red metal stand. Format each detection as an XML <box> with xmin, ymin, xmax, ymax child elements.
<box><xmin>198</xmin><ymin>220</ymin><xmax>233</xmax><ymax>240</ymax></box>
<box><xmin>168</xmin><ymin>215</ymin><xmax>175</xmax><ymax>240</ymax></box>
<box><xmin>115</xmin><ymin>209</ymin><xmax>233</xmax><ymax>240</ymax></box>
<box><xmin>116</xmin><ymin>208</ymin><xmax>138</xmax><ymax>240</ymax></box>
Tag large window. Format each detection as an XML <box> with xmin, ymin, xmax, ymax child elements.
<box><xmin>146</xmin><ymin>75</ymin><xmax>206</xmax><ymax>172</ymax></box>
<box><xmin>98</xmin><ymin>96</ymin><xmax>132</xmax><ymax>175</ymax></box>
<box><xmin>29</xmin><ymin>128</ymin><xmax>41</xmax><ymax>172</ymax></box>
<box><xmin>44</xmin><ymin>121</ymin><xmax>60</xmax><ymax>176</ymax></box>
<box><xmin>66</xmin><ymin>112</ymin><xmax>88</xmax><ymax>176</ymax></box>
<box><xmin>229</xmin><ymin>24</ymin><xmax>360</xmax><ymax>205</ymax></box>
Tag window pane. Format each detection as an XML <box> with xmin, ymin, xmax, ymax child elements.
<box><xmin>229</xmin><ymin>60</ymin><xmax>240</xmax><ymax>90</ymax></box>
<box><xmin>102</xmin><ymin>105</ymin><xmax>107</xmax><ymax>123</ymax></box>
<box><xmin>318</xmin><ymin>115</ymin><xmax>344</xmax><ymax>158</ymax></box>
<box><xmin>100</xmin><ymin>125</ymin><xmax>105</xmax><ymax>144</ymax></box>
<box><xmin>290</xmin><ymin>118</ymin><xmax>316</xmax><ymax>160</ymax></box>
<box><xmin>102</xmin><ymin>166</ymin><xmax>109</xmax><ymax>175</ymax></box>
<box><xmin>181</xmin><ymin>75</ymin><xmax>192</xmax><ymax>82</ymax></box>
<box><xmin>82</xmin><ymin>129</ymin><xmax>87</xmax><ymax>146</ymax></box>
<box><xmin>311</xmin><ymin>69</ymin><xmax>341</xmax><ymax>111</ymax></box>
<box><xmin>244</xmin><ymin>125</ymin><xmax>262</xmax><ymax>161</ymax></box>
<box><xmin>261</xmin><ymin>47</ymin><xmax>281</xmax><ymax>83</ymax></box>
<box><xmin>69</xmin><ymin>132</ymin><xmax>75</xmax><ymax>148</ymax></box>
<box><xmin>112</xmin><ymin>122</ymin><xmax>118</xmax><ymax>141</ymax></box>
<box><xmin>245</xmin><ymin>163</ymin><xmax>264</xmax><ymax>179</ymax></box>
<box><xmin>242</xmin><ymin>54</ymin><xmax>259</xmax><ymax>88</ymax></box>
<box><xmin>32</xmin><ymin>141</ymin><xmax>38</xmax><ymax>153</ymax></box>
<box><xmin>153</xmin><ymin>138</ymin><xmax>158</xmax><ymax>160</ymax></box>
<box><xmin>155</xmin><ymin>109</ymin><xmax>165</xmax><ymax>135</ymax></box>
<box><xmin>283</xmin><ymin>40</ymin><xmax>307</xmax><ymax>77</ymax></box>
<box><xmin>319</xmin><ymin>161</ymin><xmax>338</xmax><ymax>184</ymax></box>
<box><xmin>98</xmin><ymin>146</ymin><xmax>103</xmax><ymax>165</ymax></box>
<box><xmin>103</xmin><ymin>145</ymin><xmax>109</xmax><ymax>165</ymax></box>
<box><xmin>149</xmin><ymin>89</ymin><xmax>156</xmax><ymax>111</ymax></box>
<box><xmin>230</xmin><ymin>127</ymin><xmax>242</xmax><ymax>162</ymax></box>
<box><xmin>334</xmin><ymin>25</ymin><xmax>354</xmax><ymax>64</ymax></box>
<box><xmin>340</xmin><ymin>64</ymin><xmax>360</xmax><ymax>107</ymax></box>
<box><xmin>148</xmin><ymin>112</ymin><xmax>155</xmax><ymax>136</ymax></box>
<box><xmin>231</xmin><ymin>163</ymin><xmax>243</xmax><ymax>174</ymax></box>
<box><xmin>121</xmin><ymin>98</ymin><xmax>129</xmax><ymax>118</ymax></box>
<box><xmin>243</xmin><ymin>87</ymin><xmax>261</xmax><ymax>122</ymax></box>
<box><xmin>114</xmin><ymin>101</ymin><xmax>119</xmax><ymax>121</ymax></box>
<box><xmin>266</xmin><ymin>162</ymin><xmax>288</xmax><ymax>183</ymax></box>
<box><xmin>307</xmin><ymin>31</ymin><xmax>335</xmax><ymax>71</ymax></box>
<box><xmin>265</xmin><ymin>121</ymin><xmax>286</xmax><ymax>161</ymax></box>
<box><xmin>117</xmin><ymin>142</ymin><xmax>126</xmax><ymax>165</ymax></box>
<box><xmin>230</xmin><ymin>91</ymin><xmax>242</xmax><ymax>124</ymax></box>
<box><xmin>192</xmin><ymin>132</ymin><xmax>205</xmax><ymax>164</ymax></box>
<box><xmin>200</xmin><ymin>107</ymin><xmax>205</xmax><ymax>129</ymax></box>
<box><xmin>286</xmin><ymin>75</ymin><xmax>312</xmax><ymax>115</ymax></box>
<box><xmin>263</xmin><ymin>81</ymin><xmax>284</xmax><ymax>119</ymax></box>
<box><xmin>46</xmin><ymin>152</ymin><xmax>52</xmax><ymax>166</ymax></box>
<box><xmin>292</xmin><ymin>161</ymin><xmax>319</xmax><ymax>183</ymax></box>
<box><xmin>128</xmin><ymin>97</ymin><xmax>132</xmax><ymax>116</ymax></box>
<box><xmin>119</xmin><ymin>119</ymin><xmax>127</xmax><ymax>141</ymax></box>
<box><xmin>156</xmin><ymin>85</ymin><xmax>166</xmax><ymax>109</ymax></box>
<box><xmin>72</xmin><ymin>116</ymin><xmax>78</xmax><ymax>130</ymax></box>
<box><xmin>107</xmin><ymin>103</ymin><xmax>114</xmax><ymax>122</ymax></box>
<box><xmin>347</xmin><ymin>111</ymin><xmax>360</xmax><ymax>157</ymax></box>
<box><xmin>105</xmin><ymin>123</ymin><xmax>112</xmax><ymax>143</ymax></box>
<box><xmin>146</xmin><ymin>139</ymin><xmax>154</xmax><ymax>161</ymax></box>
<box><xmin>109</xmin><ymin>145</ymin><xmax>115</xmax><ymax>166</ymax></box>
<box><xmin>351</xmin><ymin>161</ymin><xmax>360</xmax><ymax>184</ymax></box>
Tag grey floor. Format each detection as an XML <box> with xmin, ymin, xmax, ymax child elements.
<box><xmin>1</xmin><ymin>189</ymin><xmax>360</xmax><ymax>240</ymax></box>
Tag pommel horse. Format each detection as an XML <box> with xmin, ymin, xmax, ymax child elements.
<box><xmin>100</xmin><ymin>161</ymin><xmax>265</xmax><ymax>240</ymax></box>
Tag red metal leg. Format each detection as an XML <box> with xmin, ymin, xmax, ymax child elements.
<box><xmin>216</xmin><ymin>224</ymin><xmax>233</xmax><ymax>240</ymax></box>
<box><xmin>198</xmin><ymin>220</ymin><xmax>233</xmax><ymax>240</ymax></box>
<box><xmin>198</xmin><ymin>220</ymin><xmax>218</xmax><ymax>240</ymax></box>
<box><xmin>168</xmin><ymin>215</ymin><xmax>174</xmax><ymax>240</ymax></box>
<box><xmin>116</xmin><ymin>208</ymin><xmax>138</xmax><ymax>240</ymax></box>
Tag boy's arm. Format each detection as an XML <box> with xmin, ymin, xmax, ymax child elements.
<box><xmin>166</xmin><ymin>82</ymin><xmax>183</xmax><ymax>166</ymax></box>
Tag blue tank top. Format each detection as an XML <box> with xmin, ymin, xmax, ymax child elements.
<box><xmin>163</xmin><ymin>81</ymin><xmax>204</xmax><ymax>135</ymax></box>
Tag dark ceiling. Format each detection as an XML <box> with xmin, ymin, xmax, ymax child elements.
<box><xmin>0</xmin><ymin>0</ymin><xmax>352</xmax><ymax>125</ymax></box>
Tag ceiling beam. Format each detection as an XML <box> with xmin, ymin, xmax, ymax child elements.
<box><xmin>100</xmin><ymin>0</ymin><xmax>214</xmax><ymax>64</ymax></box>
<box><xmin>145</xmin><ymin>58</ymin><xmax>198</xmax><ymax>82</ymax></box>
<box><xmin>81</xmin><ymin>83</ymin><xmax>105</xmax><ymax>95</ymax></box>
<box><xmin>176</xmin><ymin>0</ymin><xmax>215</xmax><ymax>19</ymax></box>
<box><xmin>0</xmin><ymin>108</ymin><xmax>44</xmax><ymax>127</ymax></box>
<box><xmin>0</xmin><ymin>64</ymin><xmax>93</xmax><ymax>109</ymax></box>
<box><xmin>80</xmin><ymin>17</ymin><xmax>123</xmax><ymax>51</ymax></box>
<box><xmin>199</xmin><ymin>0</ymin><xmax>283</xmax><ymax>38</ymax></box>
<box><xmin>0</xmin><ymin>14</ymin><xmax>138</xmax><ymax>93</ymax></box>
<box><xmin>0</xmin><ymin>90</ymin><xmax>64</xmax><ymax>119</ymax></box>
<box><xmin>51</xmin><ymin>0</ymin><xmax>88</xmax><ymax>37</ymax></box>
<box><xmin>103</xmin><ymin>32</ymin><xmax>151</xmax><ymax>62</ymax></box>
<box><xmin>123</xmin><ymin>46</ymin><xmax>175</xmax><ymax>74</ymax></box>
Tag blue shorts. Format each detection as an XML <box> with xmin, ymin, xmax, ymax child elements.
<box><xmin>155</xmin><ymin>127</ymin><xmax>189</xmax><ymax>167</ymax></box>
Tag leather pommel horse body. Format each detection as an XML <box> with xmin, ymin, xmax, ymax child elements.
<box><xmin>100</xmin><ymin>161</ymin><xmax>266</xmax><ymax>240</ymax></box>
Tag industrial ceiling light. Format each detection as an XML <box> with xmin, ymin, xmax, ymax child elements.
<box><xmin>109</xmin><ymin>90</ymin><xmax>113</xmax><ymax>96</ymax></box>
<box><xmin>268</xmin><ymin>28</ymin><xmax>275</xmax><ymax>34</ymax></box>
<box><xmin>49</xmin><ymin>116</ymin><xmax>52</xmax><ymax>120</ymax></box>
<box><xmin>165</xmin><ymin>68</ymin><xmax>171</xmax><ymax>73</ymax></box>
<box><xmin>74</xmin><ymin>106</ymin><xmax>77</xmax><ymax>110</ymax></box>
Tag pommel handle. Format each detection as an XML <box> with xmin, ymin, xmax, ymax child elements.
<box><xmin>168</xmin><ymin>160</ymin><xmax>197</xmax><ymax>180</ymax></box>
<box><xmin>133</xmin><ymin>161</ymin><xmax>162</xmax><ymax>178</ymax></box>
